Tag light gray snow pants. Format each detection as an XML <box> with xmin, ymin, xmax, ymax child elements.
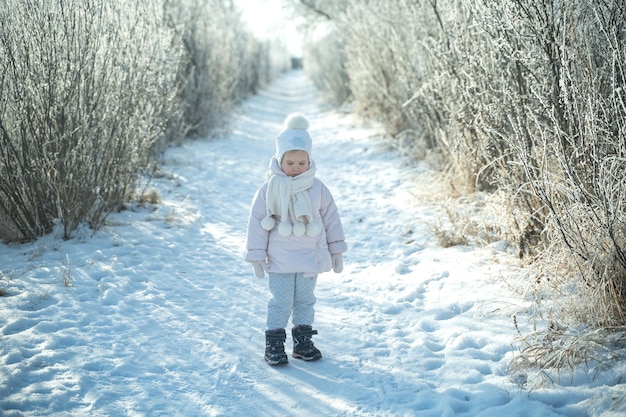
<box><xmin>267</xmin><ymin>272</ymin><xmax>317</xmax><ymax>330</ymax></box>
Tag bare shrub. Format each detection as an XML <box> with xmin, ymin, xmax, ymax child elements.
<box><xmin>338</xmin><ymin>1</ymin><xmax>412</xmax><ymax>134</ymax></box>
<box><xmin>492</xmin><ymin>1</ymin><xmax>626</xmax><ymax>324</ymax></box>
<box><xmin>0</xmin><ymin>0</ymin><xmax>283</xmax><ymax>242</ymax></box>
<box><xmin>295</xmin><ymin>2</ymin><xmax>351</xmax><ymax>104</ymax></box>
<box><xmin>296</xmin><ymin>0</ymin><xmax>626</xmax><ymax>378</ymax></box>
<box><xmin>0</xmin><ymin>0</ymin><xmax>180</xmax><ymax>241</ymax></box>
<box><xmin>434</xmin><ymin>0</ymin><xmax>626</xmax><ymax>373</ymax></box>
<box><xmin>303</xmin><ymin>27</ymin><xmax>351</xmax><ymax>105</ymax></box>
<box><xmin>164</xmin><ymin>0</ymin><xmax>239</xmax><ymax>140</ymax></box>
<box><xmin>162</xmin><ymin>0</ymin><xmax>291</xmax><ymax>143</ymax></box>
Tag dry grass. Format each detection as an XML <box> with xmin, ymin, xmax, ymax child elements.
<box><xmin>0</xmin><ymin>271</ymin><xmax>12</xmax><ymax>296</ymax></box>
<box><xmin>62</xmin><ymin>255</ymin><xmax>74</xmax><ymax>288</ymax></box>
<box><xmin>510</xmin><ymin>318</ymin><xmax>626</xmax><ymax>389</ymax></box>
<box><xmin>431</xmin><ymin>189</ymin><xmax>515</xmax><ymax>249</ymax></box>
<box><xmin>138</xmin><ymin>189</ymin><xmax>161</xmax><ymax>206</ymax></box>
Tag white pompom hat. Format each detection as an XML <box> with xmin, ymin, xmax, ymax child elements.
<box><xmin>275</xmin><ymin>113</ymin><xmax>312</xmax><ymax>163</ymax></box>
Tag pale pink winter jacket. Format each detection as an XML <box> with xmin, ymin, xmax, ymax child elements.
<box><xmin>245</xmin><ymin>170</ymin><xmax>347</xmax><ymax>274</ymax></box>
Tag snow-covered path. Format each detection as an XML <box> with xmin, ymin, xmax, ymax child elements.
<box><xmin>1</xmin><ymin>71</ymin><xmax>625</xmax><ymax>416</ymax></box>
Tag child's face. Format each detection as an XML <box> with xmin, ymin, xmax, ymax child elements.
<box><xmin>280</xmin><ymin>150</ymin><xmax>310</xmax><ymax>177</ymax></box>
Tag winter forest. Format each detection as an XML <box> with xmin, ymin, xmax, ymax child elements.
<box><xmin>1</xmin><ymin>0</ymin><xmax>626</xmax><ymax>416</ymax></box>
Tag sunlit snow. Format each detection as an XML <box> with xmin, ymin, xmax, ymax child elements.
<box><xmin>1</xmin><ymin>71</ymin><xmax>624</xmax><ymax>416</ymax></box>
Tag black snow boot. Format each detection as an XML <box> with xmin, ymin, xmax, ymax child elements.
<box><xmin>292</xmin><ymin>325</ymin><xmax>322</xmax><ymax>361</ymax></box>
<box><xmin>265</xmin><ymin>329</ymin><xmax>289</xmax><ymax>365</ymax></box>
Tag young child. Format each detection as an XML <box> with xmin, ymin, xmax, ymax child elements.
<box><xmin>245</xmin><ymin>113</ymin><xmax>347</xmax><ymax>365</ymax></box>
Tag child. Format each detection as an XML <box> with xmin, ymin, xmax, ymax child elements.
<box><xmin>245</xmin><ymin>113</ymin><xmax>347</xmax><ymax>365</ymax></box>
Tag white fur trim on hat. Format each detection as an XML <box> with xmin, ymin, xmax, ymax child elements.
<box><xmin>275</xmin><ymin>113</ymin><xmax>312</xmax><ymax>163</ymax></box>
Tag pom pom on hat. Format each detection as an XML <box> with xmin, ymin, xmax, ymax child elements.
<box><xmin>275</xmin><ymin>113</ymin><xmax>312</xmax><ymax>163</ymax></box>
<box><xmin>284</xmin><ymin>113</ymin><xmax>309</xmax><ymax>130</ymax></box>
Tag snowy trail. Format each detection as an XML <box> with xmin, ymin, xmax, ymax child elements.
<box><xmin>1</xmin><ymin>71</ymin><xmax>625</xmax><ymax>416</ymax></box>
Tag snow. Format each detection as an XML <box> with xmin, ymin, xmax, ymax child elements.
<box><xmin>1</xmin><ymin>71</ymin><xmax>625</xmax><ymax>416</ymax></box>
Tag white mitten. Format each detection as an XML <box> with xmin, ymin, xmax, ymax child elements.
<box><xmin>331</xmin><ymin>253</ymin><xmax>344</xmax><ymax>273</ymax></box>
<box><xmin>252</xmin><ymin>262</ymin><xmax>267</xmax><ymax>278</ymax></box>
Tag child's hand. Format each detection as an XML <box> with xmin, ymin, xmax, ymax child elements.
<box><xmin>331</xmin><ymin>253</ymin><xmax>343</xmax><ymax>273</ymax></box>
<box><xmin>252</xmin><ymin>262</ymin><xmax>267</xmax><ymax>278</ymax></box>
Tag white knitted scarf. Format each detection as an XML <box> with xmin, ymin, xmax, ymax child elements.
<box><xmin>261</xmin><ymin>158</ymin><xmax>322</xmax><ymax>237</ymax></box>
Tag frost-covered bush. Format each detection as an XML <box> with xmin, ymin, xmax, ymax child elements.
<box><xmin>0</xmin><ymin>0</ymin><xmax>287</xmax><ymax>242</ymax></box>
<box><xmin>296</xmin><ymin>0</ymin><xmax>626</xmax><ymax>369</ymax></box>
<box><xmin>303</xmin><ymin>26</ymin><xmax>350</xmax><ymax>105</ymax></box>
<box><xmin>0</xmin><ymin>0</ymin><xmax>180</xmax><ymax>241</ymax></box>
<box><xmin>455</xmin><ymin>0</ymin><xmax>626</xmax><ymax>329</ymax></box>
<box><xmin>160</xmin><ymin>0</ymin><xmax>291</xmax><ymax>145</ymax></box>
